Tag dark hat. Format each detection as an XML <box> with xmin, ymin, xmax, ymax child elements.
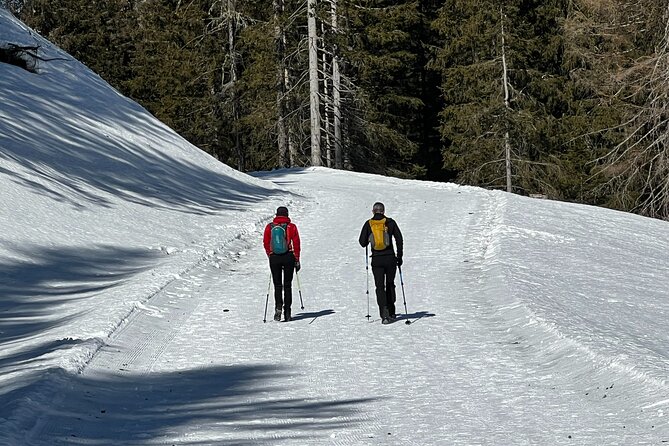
<box><xmin>276</xmin><ymin>206</ymin><xmax>289</xmax><ymax>217</ymax></box>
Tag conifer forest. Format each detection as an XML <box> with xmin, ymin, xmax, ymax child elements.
<box><xmin>3</xmin><ymin>0</ymin><xmax>669</xmax><ymax>219</ymax></box>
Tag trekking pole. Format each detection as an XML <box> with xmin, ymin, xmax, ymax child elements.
<box><xmin>296</xmin><ymin>270</ymin><xmax>305</xmax><ymax>310</ymax></box>
<box><xmin>263</xmin><ymin>273</ymin><xmax>272</xmax><ymax>323</ymax></box>
<box><xmin>365</xmin><ymin>246</ymin><xmax>371</xmax><ymax>320</ymax></box>
<box><xmin>398</xmin><ymin>266</ymin><xmax>411</xmax><ymax>325</ymax></box>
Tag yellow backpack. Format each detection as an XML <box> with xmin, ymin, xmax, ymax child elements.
<box><xmin>369</xmin><ymin>218</ymin><xmax>390</xmax><ymax>250</ymax></box>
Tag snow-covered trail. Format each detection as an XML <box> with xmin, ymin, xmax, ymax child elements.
<box><xmin>23</xmin><ymin>169</ymin><xmax>666</xmax><ymax>444</ymax></box>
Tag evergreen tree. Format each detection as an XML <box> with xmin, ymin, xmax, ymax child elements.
<box><xmin>123</xmin><ymin>1</ymin><xmax>229</xmax><ymax>162</ymax></box>
<box><xmin>13</xmin><ymin>0</ymin><xmax>669</xmax><ymax>219</ymax></box>
<box><xmin>235</xmin><ymin>0</ymin><xmax>309</xmax><ymax>170</ymax></box>
<box><xmin>21</xmin><ymin>0</ymin><xmax>135</xmax><ymax>85</ymax></box>
<box><xmin>432</xmin><ymin>0</ymin><xmax>569</xmax><ymax>195</ymax></box>
<box><xmin>340</xmin><ymin>0</ymin><xmax>425</xmax><ymax>177</ymax></box>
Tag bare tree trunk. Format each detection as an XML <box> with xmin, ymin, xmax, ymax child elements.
<box><xmin>331</xmin><ymin>0</ymin><xmax>343</xmax><ymax>169</ymax></box>
<box><xmin>273</xmin><ymin>0</ymin><xmax>288</xmax><ymax>167</ymax></box>
<box><xmin>207</xmin><ymin>1</ymin><xmax>247</xmax><ymax>166</ymax></box>
<box><xmin>333</xmin><ymin>57</ymin><xmax>342</xmax><ymax>169</ymax></box>
<box><xmin>286</xmin><ymin>66</ymin><xmax>297</xmax><ymax>166</ymax></box>
<box><xmin>308</xmin><ymin>0</ymin><xmax>322</xmax><ymax>166</ymax></box>
<box><xmin>281</xmin><ymin>62</ymin><xmax>297</xmax><ymax>165</ymax></box>
<box><xmin>501</xmin><ymin>7</ymin><xmax>512</xmax><ymax>193</ymax></box>
<box><xmin>226</xmin><ymin>0</ymin><xmax>244</xmax><ymax>171</ymax></box>
<box><xmin>321</xmin><ymin>21</ymin><xmax>332</xmax><ymax>167</ymax></box>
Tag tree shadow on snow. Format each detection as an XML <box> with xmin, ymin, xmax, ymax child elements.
<box><xmin>0</xmin><ymin>68</ymin><xmax>289</xmax><ymax>215</ymax></box>
<box><xmin>0</xmin><ymin>243</ymin><xmax>160</xmax><ymax>393</ymax></box>
<box><xmin>22</xmin><ymin>364</ymin><xmax>374</xmax><ymax>445</ymax></box>
<box><xmin>0</xmin><ymin>242</ymin><xmax>158</xmax><ymax>340</ymax></box>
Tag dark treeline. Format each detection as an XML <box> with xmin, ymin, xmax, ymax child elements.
<box><xmin>3</xmin><ymin>0</ymin><xmax>669</xmax><ymax>219</ymax></box>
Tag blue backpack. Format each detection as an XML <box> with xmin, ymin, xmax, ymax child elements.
<box><xmin>270</xmin><ymin>223</ymin><xmax>289</xmax><ymax>254</ymax></box>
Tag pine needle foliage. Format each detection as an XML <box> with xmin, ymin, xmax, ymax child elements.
<box><xmin>11</xmin><ymin>0</ymin><xmax>669</xmax><ymax>218</ymax></box>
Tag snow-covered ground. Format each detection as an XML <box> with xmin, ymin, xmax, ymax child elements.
<box><xmin>1</xmin><ymin>8</ymin><xmax>668</xmax><ymax>445</ymax></box>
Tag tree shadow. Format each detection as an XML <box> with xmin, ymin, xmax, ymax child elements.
<box><xmin>251</xmin><ymin>168</ymin><xmax>318</xmax><ymax>187</ymax></box>
<box><xmin>291</xmin><ymin>309</ymin><xmax>335</xmax><ymax>323</ymax></box>
<box><xmin>14</xmin><ymin>364</ymin><xmax>375</xmax><ymax>445</ymax></box>
<box><xmin>0</xmin><ymin>243</ymin><xmax>159</xmax><ymax>374</ymax></box>
<box><xmin>0</xmin><ymin>48</ymin><xmax>288</xmax><ymax>215</ymax></box>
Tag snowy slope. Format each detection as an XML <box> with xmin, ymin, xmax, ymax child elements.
<box><xmin>0</xmin><ymin>7</ymin><xmax>289</xmax><ymax>434</ymax></box>
<box><xmin>2</xmin><ymin>8</ymin><xmax>669</xmax><ymax>445</ymax></box>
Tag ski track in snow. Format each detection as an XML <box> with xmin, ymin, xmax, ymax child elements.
<box><xmin>2</xmin><ymin>8</ymin><xmax>668</xmax><ymax>443</ymax></box>
<box><xmin>18</xmin><ymin>169</ymin><xmax>669</xmax><ymax>444</ymax></box>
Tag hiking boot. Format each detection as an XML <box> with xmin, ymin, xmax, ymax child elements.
<box><xmin>381</xmin><ymin>317</ymin><xmax>391</xmax><ymax>325</ymax></box>
<box><xmin>284</xmin><ymin>308</ymin><xmax>291</xmax><ymax>322</ymax></box>
<box><xmin>274</xmin><ymin>308</ymin><xmax>282</xmax><ymax>321</ymax></box>
<box><xmin>380</xmin><ymin>307</ymin><xmax>390</xmax><ymax>320</ymax></box>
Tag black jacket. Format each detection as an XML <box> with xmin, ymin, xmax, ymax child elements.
<box><xmin>359</xmin><ymin>213</ymin><xmax>403</xmax><ymax>258</ymax></box>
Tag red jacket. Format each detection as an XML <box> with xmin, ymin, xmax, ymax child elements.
<box><xmin>263</xmin><ymin>215</ymin><xmax>301</xmax><ymax>261</ymax></box>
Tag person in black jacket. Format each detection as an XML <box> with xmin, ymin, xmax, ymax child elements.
<box><xmin>358</xmin><ymin>202</ymin><xmax>404</xmax><ymax>324</ymax></box>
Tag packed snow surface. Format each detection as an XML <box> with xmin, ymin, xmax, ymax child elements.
<box><xmin>1</xmin><ymin>7</ymin><xmax>668</xmax><ymax>445</ymax></box>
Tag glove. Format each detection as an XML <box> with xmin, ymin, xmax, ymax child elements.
<box><xmin>295</xmin><ymin>261</ymin><xmax>301</xmax><ymax>272</ymax></box>
<box><xmin>396</xmin><ymin>257</ymin><xmax>403</xmax><ymax>267</ymax></box>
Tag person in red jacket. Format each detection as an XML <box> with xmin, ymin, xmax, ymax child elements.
<box><xmin>263</xmin><ymin>206</ymin><xmax>301</xmax><ymax>321</ymax></box>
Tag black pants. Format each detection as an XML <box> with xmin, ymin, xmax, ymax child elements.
<box><xmin>371</xmin><ymin>254</ymin><xmax>397</xmax><ymax>318</ymax></box>
<box><xmin>269</xmin><ymin>253</ymin><xmax>296</xmax><ymax>311</ymax></box>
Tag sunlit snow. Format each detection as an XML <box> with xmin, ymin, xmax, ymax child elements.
<box><xmin>1</xmin><ymin>8</ymin><xmax>668</xmax><ymax>445</ymax></box>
